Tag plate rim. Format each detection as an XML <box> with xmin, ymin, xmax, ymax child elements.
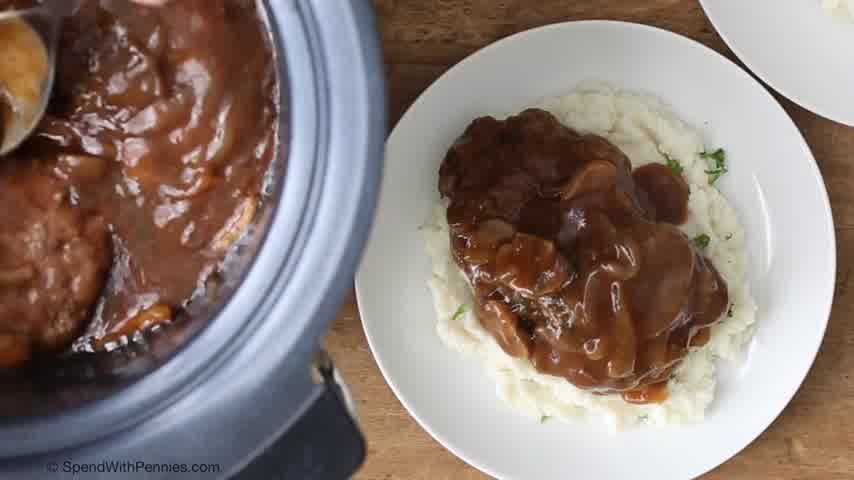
<box><xmin>699</xmin><ymin>0</ymin><xmax>854</xmax><ymax>127</ymax></box>
<box><xmin>356</xmin><ymin>19</ymin><xmax>836</xmax><ymax>480</ymax></box>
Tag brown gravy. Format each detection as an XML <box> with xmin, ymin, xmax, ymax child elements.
<box><xmin>0</xmin><ymin>0</ymin><xmax>276</xmax><ymax>368</ymax></box>
<box><xmin>439</xmin><ymin>109</ymin><xmax>728</xmax><ymax>402</ymax></box>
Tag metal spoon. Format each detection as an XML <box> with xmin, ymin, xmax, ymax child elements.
<box><xmin>0</xmin><ymin>0</ymin><xmax>77</xmax><ymax>156</ymax></box>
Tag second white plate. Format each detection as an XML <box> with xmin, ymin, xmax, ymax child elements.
<box><xmin>701</xmin><ymin>0</ymin><xmax>854</xmax><ymax>126</ymax></box>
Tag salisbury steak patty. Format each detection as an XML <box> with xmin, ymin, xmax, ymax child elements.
<box><xmin>0</xmin><ymin>161</ymin><xmax>111</xmax><ymax>368</ymax></box>
<box><xmin>439</xmin><ymin>109</ymin><xmax>728</xmax><ymax>402</ymax></box>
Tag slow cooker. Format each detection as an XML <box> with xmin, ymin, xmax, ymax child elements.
<box><xmin>0</xmin><ymin>0</ymin><xmax>386</xmax><ymax>478</ymax></box>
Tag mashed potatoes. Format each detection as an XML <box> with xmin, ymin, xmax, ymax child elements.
<box><xmin>423</xmin><ymin>82</ymin><xmax>757</xmax><ymax>431</ymax></box>
<box><xmin>822</xmin><ymin>0</ymin><xmax>854</xmax><ymax>21</ymax></box>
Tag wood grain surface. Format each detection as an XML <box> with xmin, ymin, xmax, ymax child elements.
<box><xmin>325</xmin><ymin>1</ymin><xmax>854</xmax><ymax>478</ymax></box>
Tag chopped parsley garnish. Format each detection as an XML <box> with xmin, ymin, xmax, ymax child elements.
<box><xmin>725</xmin><ymin>233</ymin><xmax>733</xmax><ymax>241</ymax></box>
<box><xmin>693</xmin><ymin>234</ymin><xmax>711</xmax><ymax>249</ymax></box>
<box><xmin>701</xmin><ymin>148</ymin><xmax>728</xmax><ymax>185</ymax></box>
<box><xmin>664</xmin><ymin>154</ymin><xmax>683</xmax><ymax>174</ymax></box>
<box><xmin>451</xmin><ymin>304</ymin><xmax>467</xmax><ymax>321</ymax></box>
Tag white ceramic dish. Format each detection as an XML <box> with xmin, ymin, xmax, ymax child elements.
<box><xmin>700</xmin><ymin>0</ymin><xmax>854</xmax><ymax>126</ymax></box>
<box><xmin>356</xmin><ymin>21</ymin><xmax>835</xmax><ymax>480</ymax></box>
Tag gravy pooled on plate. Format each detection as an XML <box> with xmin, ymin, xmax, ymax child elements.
<box><xmin>439</xmin><ymin>109</ymin><xmax>728</xmax><ymax>403</ymax></box>
<box><xmin>0</xmin><ymin>0</ymin><xmax>276</xmax><ymax>368</ymax></box>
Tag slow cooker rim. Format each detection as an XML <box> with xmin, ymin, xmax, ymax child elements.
<box><xmin>0</xmin><ymin>0</ymin><xmax>385</xmax><ymax>458</ymax></box>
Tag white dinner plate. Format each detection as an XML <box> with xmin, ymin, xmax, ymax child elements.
<box><xmin>356</xmin><ymin>21</ymin><xmax>835</xmax><ymax>480</ymax></box>
<box><xmin>700</xmin><ymin>0</ymin><xmax>854</xmax><ymax>126</ymax></box>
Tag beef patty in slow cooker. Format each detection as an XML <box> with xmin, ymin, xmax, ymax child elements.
<box><xmin>0</xmin><ymin>0</ymin><xmax>276</xmax><ymax>368</ymax></box>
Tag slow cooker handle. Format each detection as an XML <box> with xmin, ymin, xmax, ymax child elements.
<box><xmin>236</xmin><ymin>351</ymin><xmax>365</xmax><ymax>479</ymax></box>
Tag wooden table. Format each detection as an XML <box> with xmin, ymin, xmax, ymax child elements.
<box><xmin>325</xmin><ymin>1</ymin><xmax>854</xmax><ymax>478</ymax></box>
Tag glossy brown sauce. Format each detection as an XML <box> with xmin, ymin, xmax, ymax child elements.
<box><xmin>439</xmin><ymin>109</ymin><xmax>728</xmax><ymax>402</ymax></box>
<box><xmin>0</xmin><ymin>0</ymin><xmax>276</xmax><ymax>368</ymax></box>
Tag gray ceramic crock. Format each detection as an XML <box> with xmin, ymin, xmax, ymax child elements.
<box><xmin>0</xmin><ymin>0</ymin><xmax>386</xmax><ymax>478</ymax></box>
